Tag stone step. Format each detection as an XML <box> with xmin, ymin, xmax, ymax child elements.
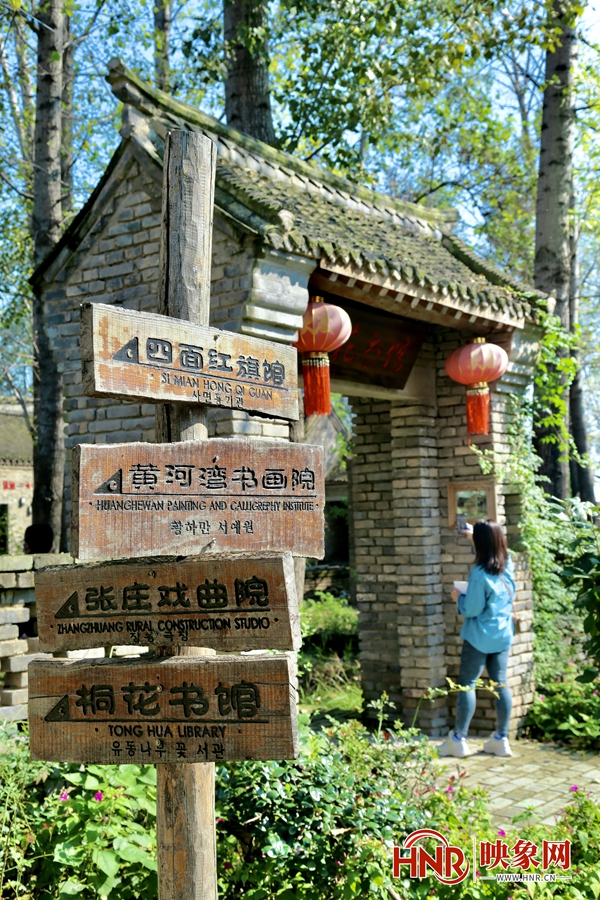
<box><xmin>0</xmin><ymin>687</ymin><xmax>28</xmax><ymax>706</ymax></box>
<box><xmin>1</xmin><ymin>651</ymin><xmax>50</xmax><ymax>671</ymax></box>
<box><xmin>0</xmin><ymin>639</ymin><xmax>28</xmax><ymax>659</ymax></box>
<box><xmin>0</xmin><ymin>607</ymin><xmax>30</xmax><ymax>625</ymax></box>
<box><xmin>0</xmin><ymin>703</ymin><xmax>27</xmax><ymax>722</ymax></box>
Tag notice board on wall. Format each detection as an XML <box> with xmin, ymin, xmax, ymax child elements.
<box><xmin>326</xmin><ymin>298</ymin><xmax>427</xmax><ymax>390</ymax></box>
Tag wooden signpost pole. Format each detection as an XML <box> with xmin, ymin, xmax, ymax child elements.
<box><xmin>154</xmin><ymin>131</ymin><xmax>217</xmax><ymax>900</ymax></box>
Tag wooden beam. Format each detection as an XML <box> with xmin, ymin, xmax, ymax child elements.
<box><xmin>154</xmin><ymin>130</ymin><xmax>217</xmax><ymax>900</ymax></box>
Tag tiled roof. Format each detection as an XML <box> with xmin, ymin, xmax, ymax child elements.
<box><xmin>0</xmin><ymin>410</ymin><xmax>33</xmax><ymax>464</ymax></box>
<box><xmin>32</xmin><ymin>59</ymin><xmax>547</xmax><ymax>326</ymax></box>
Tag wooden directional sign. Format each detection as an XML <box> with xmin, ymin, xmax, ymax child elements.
<box><xmin>80</xmin><ymin>303</ymin><xmax>299</xmax><ymax>420</ymax></box>
<box><xmin>35</xmin><ymin>552</ymin><xmax>300</xmax><ymax>653</ymax></box>
<box><xmin>71</xmin><ymin>438</ymin><xmax>324</xmax><ymax>561</ymax></box>
<box><xmin>29</xmin><ymin>654</ymin><xmax>298</xmax><ymax>764</ymax></box>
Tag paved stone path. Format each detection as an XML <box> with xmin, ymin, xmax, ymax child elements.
<box><xmin>431</xmin><ymin>738</ymin><xmax>600</xmax><ymax>828</ymax></box>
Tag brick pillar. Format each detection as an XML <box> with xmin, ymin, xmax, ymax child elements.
<box><xmin>349</xmin><ymin>399</ymin><xmax>402</xmax><ymax>712</ymax></box>
<box><xmin>390</xmin><ymin>403</ymin><xmax>448</xmax><ymax>735</ymax></box>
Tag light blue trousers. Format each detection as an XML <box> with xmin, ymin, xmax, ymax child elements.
<box><xmin>455</xmin><ymin>639</ymin><xmax>512</xmax><ymax>737</ymax></box>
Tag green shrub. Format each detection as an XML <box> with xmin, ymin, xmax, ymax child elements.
<box><xmin>4</xmin><ymin>715</ymin><xmax>600</xmax><ymax>899</ymax></box>
<box><xmin>300</xmin><ymin>591</ymin><xmax>358</xmax><ymax>653</ymax></box>
<box><xmin>524</xmin><ymin>676</ymin><xmax>600</xmax><ymax>748</ymax></box>
<box><xmin>0</xmin><ymin>725</ymin><xmax>158</xmax><ymax>899</ymax></box>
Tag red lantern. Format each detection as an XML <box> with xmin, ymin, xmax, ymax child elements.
<box><xmin>445</xmin><ymin>338</ymin><xmax>509</xmax><ymax>436</ymax></box>
<box><xmin>295</xmin><ymin>296</ymin><xmax>352</xmax><ymax>417</ymax></box>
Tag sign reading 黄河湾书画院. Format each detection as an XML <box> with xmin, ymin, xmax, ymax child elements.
<box><xmin>35</xmin><ymin>552</ymin><xmax>300</xmax><ymax>653</ymax></box>
<box><xmin>80</xmin><ymin>303</ymin><xmax>299</xmax><ymax>420</ymax></box>
<box><xmin>28</xmin><ymin>654</ymin><xmax>298</xmax><ymax>765</ymax></box>
<box><xmin>71</xmin><ymin>438</ymin><xmax>324</xmax><ymax>561</ymax></box>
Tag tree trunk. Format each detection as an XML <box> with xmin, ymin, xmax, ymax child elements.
<box><xmin>61</xmin><ymin>13</ymin><xmax>74</xmax><ymax>216</ymax></box>
<box><xmin>223</xmin><ymin>0</ymin><xmax>276</xmax><ymax>145</ymax></box>
<box><xmin>31</xmin><ymin>0</ymin><xmax>65</xmax><ymax>549</ymax></box>
<box><xmin>154</xmin><ymin>1</ymin><xmax>172</xmax><ymax>91</ymax></box>
<box><xmin>569</xmin><ymin>214</ymin><xmax>595</xmax><ymax>501</ymax></box>
<box><xmin>533</xmin><ymin>1</ymin><xmax>576</xmax><ymax>500</ymax></box>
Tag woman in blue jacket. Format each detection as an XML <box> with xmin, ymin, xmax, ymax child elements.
<box><xmin>439</xmin><ymin>519</ymin><xmax>515</xmax><ymax>759</ymax></box>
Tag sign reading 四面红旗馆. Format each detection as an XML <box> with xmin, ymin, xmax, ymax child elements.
<box><xmin>80</xmin><ymin>303</ymin><xmax>299</xmax><ymax>421</ymax></box>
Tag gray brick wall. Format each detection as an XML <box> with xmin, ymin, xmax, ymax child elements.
<box><xmin>42</xmin><ymin>157</ymin><xmax>292</xmax><ymax>546</ymax></box>
<box><xmin>348</xmin><ymin>328</ymin><xmax>534</xmax><ymax>737</ymax></box>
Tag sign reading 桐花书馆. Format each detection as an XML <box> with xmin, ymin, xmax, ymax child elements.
<box><xmin>71</xmin><ymin>438</ymin><xmax>324</xmax><ymax>560</ymax></box>
<box><xmin>29</xmin><ymin>654</ymin><xmax>298</xmax><ymax>765</ymax></box>
<box><xmin>35</xmin><ymin>552</ymin><xmax>300</xmax><ymax>653</ymax></box>
<box><xmin>80</xmin><ymin>303</ymin><xmax>299</xmax><ymax>420</ymax></box>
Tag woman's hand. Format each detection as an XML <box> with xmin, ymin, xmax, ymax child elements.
<box><xmin>451</xmin><ymin>588</ymin><xmax>460</xmax><ymax>603</ymax></box>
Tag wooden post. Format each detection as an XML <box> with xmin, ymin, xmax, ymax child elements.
<box><xmin>155</xmin><ymin>130</ymin><xmax>218</xmax><ymax>900</ymax></box>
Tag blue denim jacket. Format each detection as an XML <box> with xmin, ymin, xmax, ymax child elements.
<box><xmin>457</xmin><ymin>554</ymin><xmax>515</xmax><ymax>654</ymax></box>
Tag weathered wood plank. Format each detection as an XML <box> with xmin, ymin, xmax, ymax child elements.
<box><xmin>35</xmin><ymin>552</ymin><xmax>300</xmax><ymax>652</ymax></box>
<box><xmin>71</xmin><ymin>439</ymin><xmax>324</xmax><ymax>561</ymax></box>
<box><xmin>29</xmin><ymin>654</ymin><xmax>298</xmax><ymax>764</ymax></box>
<box><xmin>155</xmin><ymin>131</ymin><xmax>216</xmax><ymax>900</ymax></box>
<box><xmin>80</xmin><ymin>303</ymin><xmax>299</xmax><ymax>421</ymax></box>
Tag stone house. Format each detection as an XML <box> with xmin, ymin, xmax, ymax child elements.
<box><xmin>31</xmin><ymin>59</ymin><xmax>545</xmax><ymax>735</ymax></box>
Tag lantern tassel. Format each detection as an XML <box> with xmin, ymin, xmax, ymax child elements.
<box><xmin>466</xmin><ymin>383</ymin><xmax>490</xmax><ymax>436</ymax></box>
<box><xmin>302</xmin><ymin>352</ymin><xmax>331</xmax><ymax>417</ymax></box>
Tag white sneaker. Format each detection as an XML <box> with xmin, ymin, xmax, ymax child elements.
<box><xmin>438</xmin><ymin>730</ymin><xmax>471</xmax><ymax>758</ymax></box>
<box><xmin>483</xmin><ymin>733</ymin><xmax>513</xmax><ymax>757</ymax></box>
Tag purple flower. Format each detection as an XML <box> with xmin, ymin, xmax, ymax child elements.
<box><xmin>223</xmin><ymin>862</ymin><xmax>232</xmax><ymax>870</ymax></box>
<box><xmin>571</xmin><ymin>785</ymin><xmax>579</xmax><ymax>792</ymax></box>
<box><xmin>59</xmin><ymin>792</ymin><xmax>69</xmax><ymax>802</ymax></box>
<box><xmin>594</xmin><ymin>691</ymin><xmax>599</xmax><ymax>695</ymax></box>
<box><xmin>497</xmin><ymin>829</ymin><xmax>506</xmax><ymax>837</ymax></box>
<box><xmin>93</xmin><ymin>791</ymin><xmax>103</xmax><ymax>802</ymax></box>
<box><xmin>539</xmin><ymin>695</ymin><xmax>545</xmax><ymax>701</ymax></box>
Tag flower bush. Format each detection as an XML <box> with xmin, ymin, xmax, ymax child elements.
<box><xmin>2</xmin><ymin>715</ymin><xmax>600</xmax><ymax>899</ymax></box>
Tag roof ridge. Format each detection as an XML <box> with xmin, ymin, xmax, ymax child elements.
<box><xmin>106</xmin><ymin>58</ymin><xmax>459</xmax><ymax>229</ymax></box>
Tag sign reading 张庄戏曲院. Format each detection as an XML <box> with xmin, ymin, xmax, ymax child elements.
<box><xmin>80</xmin><ymin>303</ymin><xmax>299</xmax><ymax>420</ymax></box>
<box><xmin>29</xmin><ymin>654</ymin><xmax>298</xmax><ymax>765</ymax></box>
<box><xmin>71</xmin><ymin>438</ymin><xmax>324</xmax><ymax>561</ymax></box>
<box><xmin>35</xmin><ymin>552</ymin><xmax>300</xmax><ymax>653</ymax></box>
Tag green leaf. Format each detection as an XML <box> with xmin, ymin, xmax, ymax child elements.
<box><xmin>113</xmin><ymin>837</ymin><xmax>157</xmax><ymax>870</ymax></box>
<box><xmin>50</xmin><ymin>50</ymin><xmax>61</xmax><ymax>62</ymax></box>
<box><xmin>92</xmin><ymin>848</ymin><xmax>120</xmax><ymax>878</ymax></box>
<box><xmin>59</xmin><ymin>882</ymin><xmax>85</xmax><ymax>897</ymax></box>
<box><xmin>576</xmin><ymin>669</ymin><xmax>598</xmax><ymax>683</ymax></box>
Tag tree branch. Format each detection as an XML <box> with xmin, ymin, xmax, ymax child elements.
<box><xmin>0</xmin><ymin>19</ymin><xmax>28</xmax><ymax>160</ymax></box>
<box><xmin>0</xmin><ymin>167</ymin><xmax>33</xmax><ymax>199</ymax></box>
<box><xmin>71</xmin><ymin>0</ymin><xmax>108</xmax><ymax>47</ymax></box>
